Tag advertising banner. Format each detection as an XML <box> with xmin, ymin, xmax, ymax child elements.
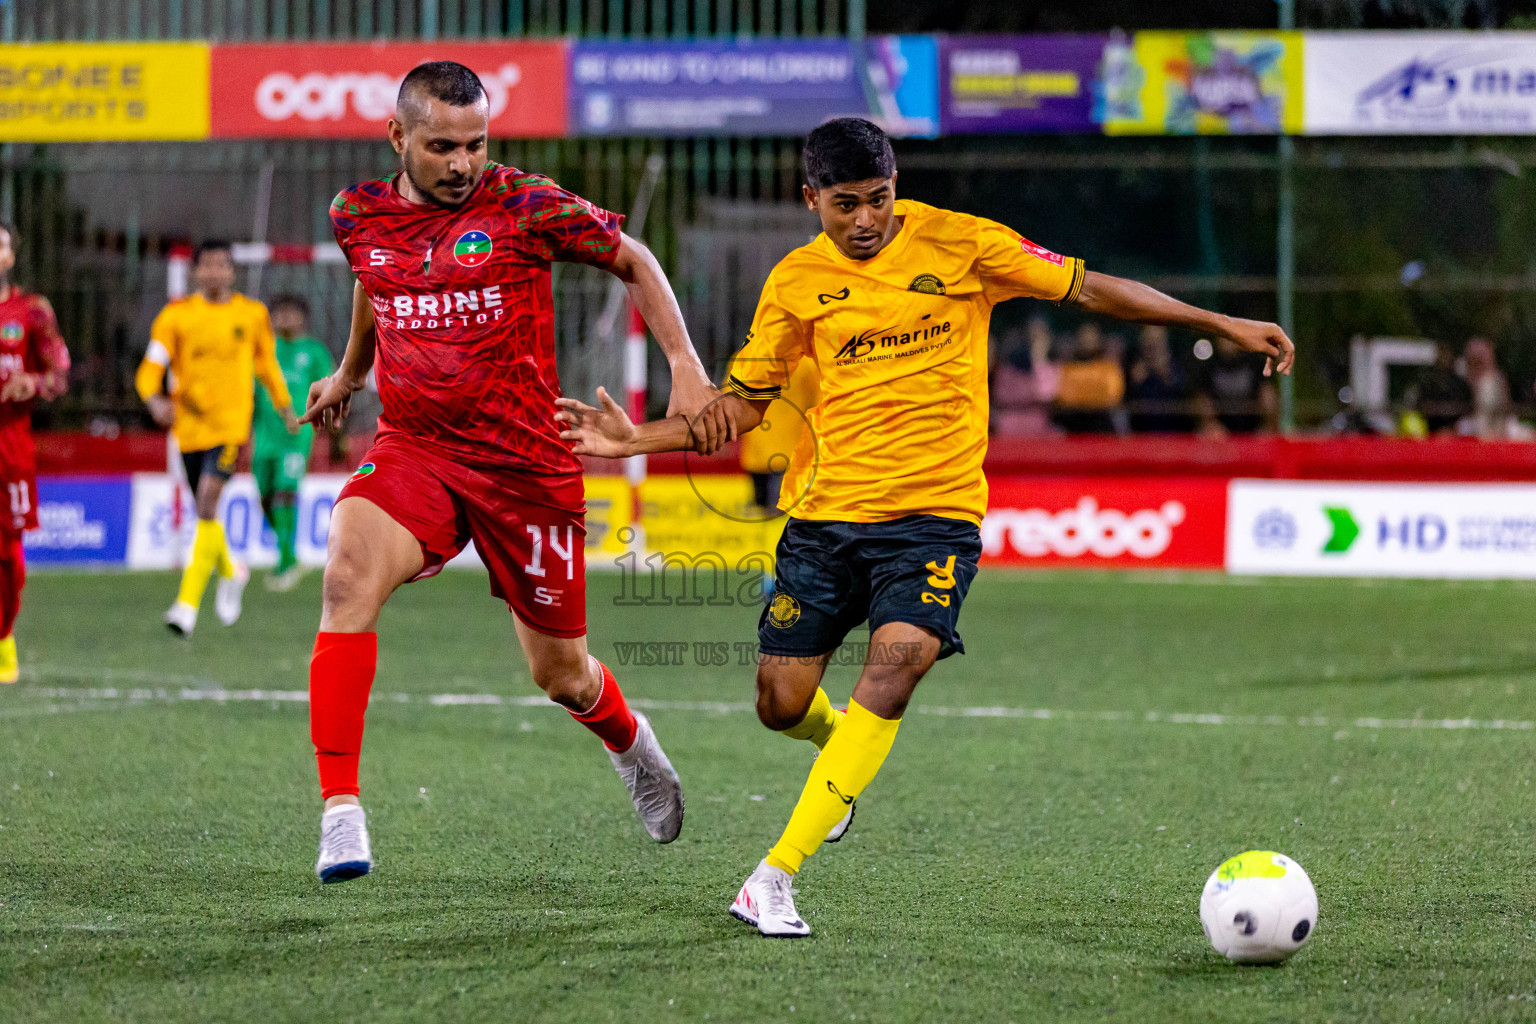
<box><xmin>1103</xmin><ymin>31</ymin><xmax>1303</xmax><ymax>135</ymax></box>
<box><xmin>127</xmin><ymin>472</ymin><xmax>337</xmax><ymax>570</ymax></box>
<box><xmin>940</xmin><ymin>35</ymin><xmax>1106</xmax><ymax>134</ymax></box>
<box><xmin>981</xmin><ymin>478</ymin><xmax>1228</xmax><ymax>569</ymax></box>
<box><xmin>570</xmin><ymin>37</ymin><xmax>939</xmax><ymax>138</ymax></box>
<box><xmin>1228</xmin><ymin>480</ymin><xmax>1536</xmax><ymax>578</ymax></box>
<box><xmin>24</xmin><ymin>477</ymin><xmax>132</xmax><ymax>565</ymax></box>
<box><xmin>209</xmin><ymin>41</ymin><xmax>568</xmax><ymax>139</ymax></box>
<box><xmin>1305</xmin><ymin>31</ymin><xmax>1536</xmax><ymax>135</ymax></box>
<box><xmin>0</xmin><ymin>42</ymin><xmax>210</xmax><ymax>141</ymax></box>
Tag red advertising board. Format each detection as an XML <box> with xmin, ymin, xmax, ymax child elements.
<box><xmin>209</xmin><ymin>42</ymin><xmax>568</xmax><ymax>139</ymax></box>
<box><xmin>982</xmin><ymin>477</ymin><xmax>1228</xmax><ymax>569</ymax></box>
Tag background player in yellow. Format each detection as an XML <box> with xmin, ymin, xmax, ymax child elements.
<box><xmin>558</xmin><ymin>118</ymin><xmax>1294</xmax><ymax>937</ymax></box>
<box><xmin>135</xmin><ymin>240</ymin><xmax>297</xmax><ymax>637</ymax></box>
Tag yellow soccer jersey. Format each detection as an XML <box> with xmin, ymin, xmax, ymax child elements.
<box><xmin>135</xmin><ymin>293</ymin><xmax>292</xmax><ymax>452</ymax></box>
<box><xmin>727</xmin><ymin>199</ymin><xmax>1084</xmax><ymax>525</ymax></box>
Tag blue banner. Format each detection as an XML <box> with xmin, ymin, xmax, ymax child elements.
<box><xmin>25</xmin><ymin>476</ymin><xmax>132</xmax><ymax>565</ymax></box>
<box><xmin>570</xmin><ymin>37</ymin><xmax>939</xmax><ymax>138</ymax></box>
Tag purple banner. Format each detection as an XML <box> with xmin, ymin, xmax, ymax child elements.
<box><xmin>940</xmin><ymin>35</ymin><xmax>1107</xmax><ymax>135</ymax></box>
<box><xmin>571</xmin><ymin>39</ymin><xmax>865</xmax><ymax>137</ymax></box>
<box><xmin>570</xmin><ymin>38</ymin><xmax>940</xmax><ymax>138</ymax></box>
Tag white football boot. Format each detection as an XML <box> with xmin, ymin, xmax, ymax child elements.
<box><xmin>163</xmin><ymin>600</ymin><xmax>198</xmax><ymax>637</ymax></box>
<box><xmin>608</xmin><ymin>711</ymin><xmax>684</xmax><ymax>843</ymax></box>
<box><xmin>730</xmin><ymin>860</ymin><xmax>811</xmax><ymax>938</ymax></box>
<box><xmin>315</xmin><ymin>804</ymin><xmax>373</xmax><ymax>884</ymax></box>
<box><xmin>812</xmin><ymin>750</ymin><xmax>856</xmax><ymax>843</ymax></box>
<box><xmin>215</xmin><ymin>560</ymin><xmax>250</xmax><ymax>626</ymax></box>
<box><xmin>265</xmin><ymin>565</ymin><xmax>304</xmax><ymax>592</ymax></box>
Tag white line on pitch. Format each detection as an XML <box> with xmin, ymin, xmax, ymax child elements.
<box><xmin>8</xmin><ymin>677</ymin><xmax>1532</xmax><ymax>733</ymax></box>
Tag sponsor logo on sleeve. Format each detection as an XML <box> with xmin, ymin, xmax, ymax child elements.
<box><xmin>1020</xmin><ymin>238</ymin><xmax>1067</xmax><ymax>266</ymax></box>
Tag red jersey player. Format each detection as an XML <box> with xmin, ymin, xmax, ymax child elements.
<box><xmin>300</xmin><ymin>62</ymin><xmax>734</xmax><ymax>883</ymax></box>
<box><xmin>0</xmin><ymin>221</ymin><xmax>69</xmax><ymax>684</ymax></box>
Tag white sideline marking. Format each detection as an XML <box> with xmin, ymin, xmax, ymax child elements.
<box><xmin>8</xmin><ymin>672</ymin><xmax>1532</xmax><ymax>733</ymax></box>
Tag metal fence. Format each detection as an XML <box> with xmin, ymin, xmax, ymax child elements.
<box><xmin>3</xmin><ymin>0</ymin><xmax>856</xmax><ymax>41</ymax></box>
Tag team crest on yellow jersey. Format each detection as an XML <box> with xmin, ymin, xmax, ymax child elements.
<box><xmin>768</xmin><ymin>593</ymin><xmax>801</xmax><ymax>628</ymax></box>
<box><xmin>907</xmin><ymin>273</ymin><xmax>946</xmax><ymax>295</ymax></box>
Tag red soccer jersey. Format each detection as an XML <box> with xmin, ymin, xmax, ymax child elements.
<box><xmin>330</xmin><ymin>163</ymin><xmax>624</xmax><ymax>475</ymax></box>
<box><xmin>0</xmin><ymin>287</ymin><xmax>69</xmax><ymax>472</ymax></box>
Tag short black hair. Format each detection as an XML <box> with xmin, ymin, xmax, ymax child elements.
<box><xmin>270</xmin><ymin>293</ymin><xmax>309</xmax><ymax>318</ymax></box>
<box><xmin>193</xmin><ymin>239</ymin><xmax>233</xmax><ymax>266</ymax></box>
<box><xmin>397</xmin><ymin>61</ymin><xmax>487</xmax><ymax>122</ymax></box>
<box><xmin>803</xmin><ymin>118</ymin><xmax>896</xmax><ymax>191</ymax></box>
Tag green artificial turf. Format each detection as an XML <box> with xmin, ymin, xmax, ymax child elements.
<box><xmin>1</xmin><ymin>568</ymin><xmax>1533</xmax><ymax>1022</ymax></box>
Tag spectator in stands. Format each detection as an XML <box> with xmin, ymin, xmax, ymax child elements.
<box><xmin>1053</xmin><ymin>321</ymin><xmax>1125</xmax><ymax>435</ymax></box>
<box><xmin>990</xmin><ymin>318</ymin><xmax>1060</xmax><ymax>437</ymax></box>
<box><xmin>1125</xmin><ymin>325</ymin><xmax>1196</xmax><ymax>433</ymax></box>
<box><xmin>1462</xmin><ymin>336</ymin><xmax>1515</xmax><ymax>440</ymax></box>
<box><xmin>1403</xmin><ymin>342</ymin><xmax>1473</xmax><ymax>435</ymax></box>
<box><xmin>1195</xmin><ymin>337</ymin><xmax>1276</xmax><ymax>437</ymax></box>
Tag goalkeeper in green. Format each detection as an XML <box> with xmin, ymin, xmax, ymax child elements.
<box><xmin>253</xmin><ymin>294</ymin><xmax>334</xmax><ymax>591</ymax></box>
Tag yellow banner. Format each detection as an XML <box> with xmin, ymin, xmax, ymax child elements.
<box><xmin>582</xmin><ymin>473</ymin><xmax>784</xmax><ymax>570</ymax></box>
<box><xmin>1103</xmin><ymin>32</ymin><xmax>1303</xmax><ymax>136</ymax></box>
<box><xmin>0</xmin><ymin>42</ymin><xmax>211</xmax><ymax>141</ymax></box>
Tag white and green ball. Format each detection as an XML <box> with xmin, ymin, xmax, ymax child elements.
<box><xmin>1199</xmin><ymin>850</ymin><xmax>1318</xmax><ymax>964</ymax></box>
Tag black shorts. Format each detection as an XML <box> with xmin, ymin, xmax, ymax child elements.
<box><xmin>181</xmin><ymin>444</ymin><xmax>239</xmax><ymax>493</ymax></box>
<box><xmin>759</xmin><ymin>514</ymin><xmax>982</xmax><ymax>661</ymax></box>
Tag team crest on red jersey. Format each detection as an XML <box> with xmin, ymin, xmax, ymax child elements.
<box><xmin>1019</xmin><ymin>238</ymin><xmax>1066</xmax><ymax>266</ymax></box>
<box><xmin>0</xmin><ymin>322</ymin><xmax>22</xmax><ymax>343</ymax></box>
<box><xmin>454</xmin><ymin>230</ymin><xmax>493</xmax><ymax>268</ymax></box>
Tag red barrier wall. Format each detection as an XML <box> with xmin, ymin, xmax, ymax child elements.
<box><xmin>39</xmin><ymin>431</ymin><xmax>1536</xmax><ymax>482</ymax></box>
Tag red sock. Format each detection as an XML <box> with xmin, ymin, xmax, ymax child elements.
<box><xmin>309</xmin><ymin>631</ymin><xmax>378</xmax><ymax>799</ymax></box>
<box><xmin>570</xmin><ymin>659</ymin><xmax>638</xmax><ymax>753</ymax></box>
<box><xmin>0</xmin><ymin>538</ymin><xmax>25</xmax><ymax>639</ymax></box>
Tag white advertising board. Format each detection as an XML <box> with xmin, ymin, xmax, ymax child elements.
<box><xmin>1228</xmin><ymin>479</ymin><xmax>1536</xmax><ymax>578</ymax></box>
<box><xmin>1306</xmin><ymin>31</ymin><xmax>1536</xmax><ymax>134</ymax></box>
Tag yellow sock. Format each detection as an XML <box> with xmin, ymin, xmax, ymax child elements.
<box><xmin>214</xmin><ymin>522</ymin><xmax>236</xmax><ymax>579</ymax></box>
<box><xmin>766</xmin><ymin>699</ymin><xmax>901</xmax><ymax>874</ymax></box>
<box><xmin>0</xmin><ymin>635</ymin><xmax>16</xmax><ymax>683</ymax></box>
<box><xmin>777</xmin><ymin>687</ymin><xmax>843</xmax><ymax>750</ymax></box>
<box><xmin>176</xmin><ymin>519</ymin><xmax>227</xmax><ymax>608</ymax></box>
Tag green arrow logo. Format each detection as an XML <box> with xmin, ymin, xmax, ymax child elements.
<box><xmin>1322</xmin><ymin>506</ymin><xmax>1359</xmax><ymax>554</ymax></box>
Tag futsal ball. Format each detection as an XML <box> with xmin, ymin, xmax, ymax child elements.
<box><xmin>1199</xmin><ymin>850</ymin><xmax>1318</xmax><ymax>964</ymax></box>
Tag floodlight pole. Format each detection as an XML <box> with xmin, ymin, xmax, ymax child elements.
<box><xmin>1277</xmin><ymin>0</ymin><xmax>1297</xmax><ymax>434</ymax></box>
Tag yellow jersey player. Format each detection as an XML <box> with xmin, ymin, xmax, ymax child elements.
<box><xmin>558</xmin><ymin>118</ymin><xmax>1294</xmax><ymax>937</ymax></box>
<box><xmin>135</xmin><ymin>240</ymin><xmax>296</xmax><ymax>636</ymax></box>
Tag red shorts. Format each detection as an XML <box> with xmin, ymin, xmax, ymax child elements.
<box><xmin>339</xmin><ymin>434</ymin><xmax>587</xmax><ymax>638</ymax></box>
<box><xmin>0</xmin><ymin>465</ymin><xmax>37</xmax><ymax>536</ymax></box>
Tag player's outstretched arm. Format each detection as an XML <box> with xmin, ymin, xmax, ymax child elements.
<box><xmin>301</xmin><ymin>279</ymin><xmax>376</xmax><ymax>430</ymax></box>
<box><xmin>606</xmin><ymin>233</ymin><xmax>738</xmax><ymax>454</ymax></box>
<box><xmin>556</xmin><ymin>388</ymin><xmax>766</xmax><ymax>459</ymax></box>
<box><xmin>1073</xmin><ymin>270</ymin><xmax>1295</xmax><ymax>377</ymax></box>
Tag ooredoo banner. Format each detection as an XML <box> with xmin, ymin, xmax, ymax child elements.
<box><xmin>1228</xmin><ymin>480</ymin><xmax>1536</xmax><ymax>578</ymax></box>
<box><xmin>981</xmin><ymin>478</ymin><xmax>1228</xmax><ymax>569</ymax></box>
<box><xmin>209</xmin><ymin>41</ymin><xmax>568</xmax><ymax>139</ymax></box>
<box><xmin>1305</xmin><ymin>31</ymin><xmax>1536</xmax><ymax>134</ymax></box>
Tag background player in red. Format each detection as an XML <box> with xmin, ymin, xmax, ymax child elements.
<box><xmin>300</xmin><ymin>62</ymin><xmax>734</xmax><ymax>883</ymax></box>
<box><xmin>0</xmin><ymin>221</ymin><xmax>70</xmax><ymax>684</ymax></box>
